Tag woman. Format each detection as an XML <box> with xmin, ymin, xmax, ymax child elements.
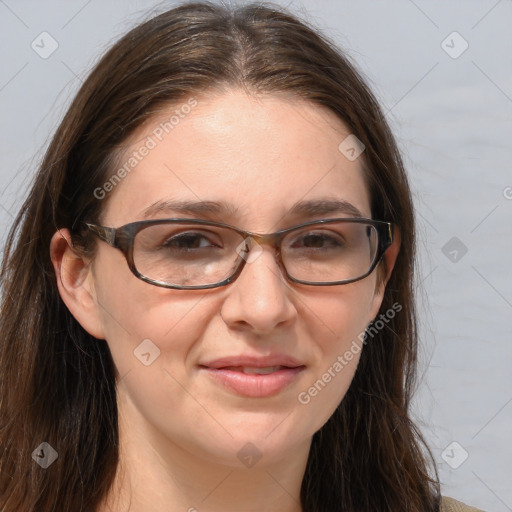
<box><xmin>0</xmin><ymin>2</ymin><xmax>485</xmax><ymax>511</ymax></box>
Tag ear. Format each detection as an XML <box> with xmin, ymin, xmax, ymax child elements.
<box><xmin>50</xmin><ymin>228</ymin><xmax>105</xmax><ymax>339</ymax></box>
<box><xmin>369</xmin><ymin>226</ymin><xmax>401</xmax><ymax>318</ymax></box>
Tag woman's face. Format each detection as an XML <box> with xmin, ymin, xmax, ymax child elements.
<box><xmin>86</xmin><ymin>89</ymin><xmax>393</xmax><ymax>468</ymax></box>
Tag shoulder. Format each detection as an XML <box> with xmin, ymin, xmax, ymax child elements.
<box><xmin>441</xmin><ymin>496</ymin><xmax>486</xmax><ymax>512</ymax></box>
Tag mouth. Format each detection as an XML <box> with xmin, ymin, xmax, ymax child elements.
<box><xmin>220</xmin><ymin>365</ymin><xmax>290</xmax><ymax>374</ymax></box>
<box><xmin>198</xmin><ymin>364</ymin><xmax>306</xmax><ymax>398</ymax></box>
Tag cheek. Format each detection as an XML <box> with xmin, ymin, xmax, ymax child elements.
<box><xmin>93</xmin><ymin>257</ymin><xmax>215</xmax><ymax>379</ymax></box>
<box><xmin>96</xmin><ymin>288</ymin><xmax>225</xmax><ymax>444</ymax></box>
<box><xmin>290</xmin><ymin>282</ymin><xmax>377</xmax><ymax>427</ymax></box>
<box><xmin>303</xmin><ymin>279</ymin><xmax>377</xmax><ymax>353</ymax></box>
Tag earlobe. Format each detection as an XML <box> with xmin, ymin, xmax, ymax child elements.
<box><xmin>50</xmin><ymin>228</ymin><xmax>105</xmax><ymax>339</ymax></box>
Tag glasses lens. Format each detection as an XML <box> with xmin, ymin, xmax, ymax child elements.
<box><xmin>133</xmin><ymin>222</ymin><xmax>245</xmax><ymax>287</ymax></box>
<box><xmin>281</xmin><ymin>221</ymin><xmax>379</xmax><ymax>283</ymax></box>
<box><xmin>132</xmin><ymin>221</ymin><xmax>380</xmax><ymax>288</ymax></box>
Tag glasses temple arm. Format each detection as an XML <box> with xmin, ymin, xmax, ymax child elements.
<box><xmin>85</xmin><ymin>223</ymin><xmax>117</xmax><ymax>246</ymax></box>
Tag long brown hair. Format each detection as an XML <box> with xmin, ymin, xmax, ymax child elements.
<box><xmin>0</xmin><ymin>2</ymin><xmax>440</xmax><ymax>510</ymax></box>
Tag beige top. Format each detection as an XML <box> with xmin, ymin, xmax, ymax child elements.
<box><xmin>441</xmin><ymin>496</ymin><xmax>485</xmax><ymax>512</ymax></box>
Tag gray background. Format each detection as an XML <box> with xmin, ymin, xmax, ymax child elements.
<box><xmin>1</xmin><ymin>0</ymin><xmax>511</xmax><ymax>509</ymax></box>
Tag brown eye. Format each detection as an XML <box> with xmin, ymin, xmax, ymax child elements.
<box><xmin>289</xmin><ymin>231</ymin><xmax>345</xmax><ymax>250</ymax></box>
<box><xmin>162</xmin><ymin>232</ymin><xmax>219</xmax><ymax>250</ymax></box>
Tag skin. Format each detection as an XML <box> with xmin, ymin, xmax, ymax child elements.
<box><xmin>51</xmin><ymin>88</ymin><xmax>399</xmax><ymax>512</ymax></box>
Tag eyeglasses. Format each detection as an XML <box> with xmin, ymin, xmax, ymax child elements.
<box><xmin>85</xmin><ymin>217</ymin><xmax>394</xmax><ymax>290</ymax></box>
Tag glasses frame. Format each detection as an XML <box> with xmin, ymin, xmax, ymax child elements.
<box><xmin>85</xmin><ymin>217</ymin><xmax>395</xmax><ymax>290</ymax></box>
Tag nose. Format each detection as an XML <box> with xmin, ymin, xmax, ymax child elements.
<box><xmin>220</xmin><ymin>243</ymin><xmax>297</xmax><ymax>335</ymax></box>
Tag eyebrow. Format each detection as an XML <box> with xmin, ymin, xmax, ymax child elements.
<box><xmin>142</xmin><ymin>199</ymin><xmax>240</xmax><ymax>219</ymax></box>
<box><xmin>289</xmin><ymin>198</ymin><xmax>364</xmax><ymax>219</ymax></box>
<box><xmin>141</xmin><ymin>198</ymin><xmax>365</xmax><ymax>221</ymax></box>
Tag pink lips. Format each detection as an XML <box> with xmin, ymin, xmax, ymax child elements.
<box><xmin>199</xmin><ymin>355</ymin><xmax>306</xmax><ymax>398</ymax></box>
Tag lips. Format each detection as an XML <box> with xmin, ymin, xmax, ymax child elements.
<box><xmin>223</xmin><ymin>366</ymin><xmax>284</xmax><ymax>374</ymax></box>
<box><xmin>198</xmin><ymin>355</ymin><xmax>306</xmax><ymax>398</ymax></box>
<box><xmin>200</xmin><ymin>354</ymin><xmax>304</xmax><ymax>370</ymax></box>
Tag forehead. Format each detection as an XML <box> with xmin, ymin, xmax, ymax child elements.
<box><xmin>101</xmin><ymin>89</ymin><xmax>371</xmax><ymax>228</ymax></box>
